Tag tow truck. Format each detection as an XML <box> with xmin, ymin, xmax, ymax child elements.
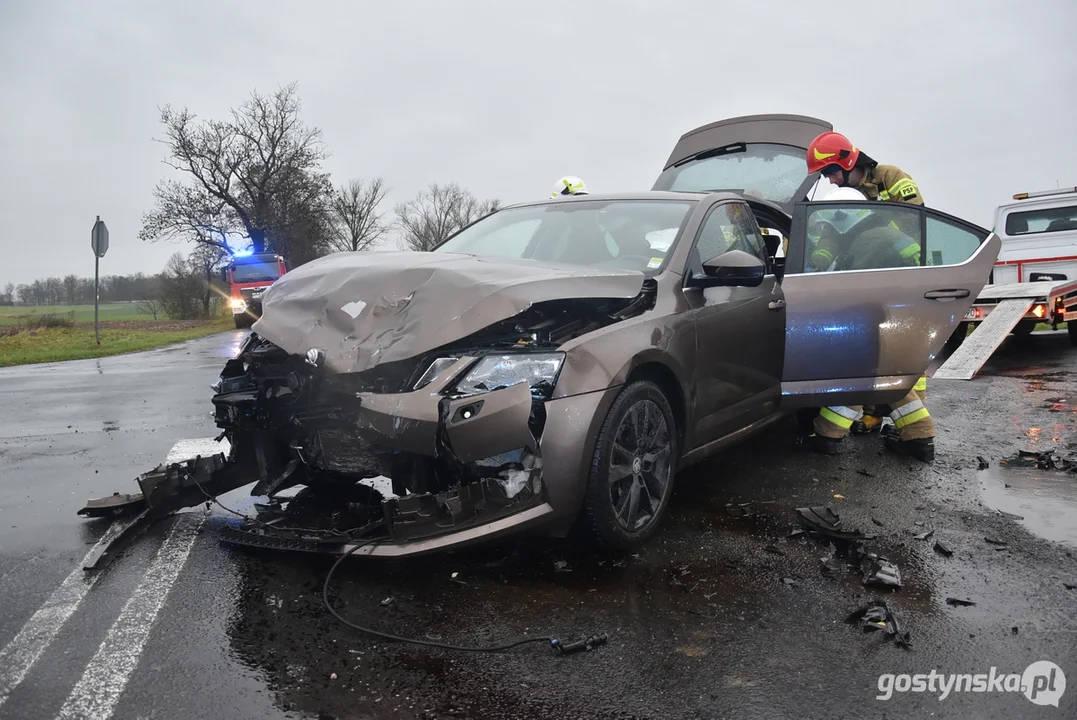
<box><xmin>935</xmin><ymin>187</ymin><xmax>1077</xmax><ymax>380</ymax></box>
<box><xmin>221</xmin><ymin>252</ymin><xmax>289</xmax><ymax>329</ymax></box>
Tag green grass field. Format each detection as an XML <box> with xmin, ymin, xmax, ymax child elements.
<box><xmin>0</xmin><ymin>317</ymin><xmax>234</xmax><ymax>367</ymax></box>
<box><xmin>0</xmin><ymin>303</ymin><xmax>147</xmax><ymax>325</ymax></box>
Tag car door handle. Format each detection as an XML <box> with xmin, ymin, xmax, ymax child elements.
<box><xmin>768</xmin><ymin>299</ymin><xmax>786</xmax><ymax>311</ymax></box>
<box><xmin>924</xmin><ymin>289</ymin><xmax>970</xmax><ymax>300</ymax></box>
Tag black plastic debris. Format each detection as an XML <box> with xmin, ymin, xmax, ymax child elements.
<box><xmin>1015</xmin><ymin>449</ymin><xmax>1077</xmax><ymax>473</ymax></box>
<box><xmin>788</xmin><ymin>529</ymin><xmax>806</xmax><ymax>539</ymax></box>
<box><xmin>857</xmin><ymin>469</ymin><xmax>875</xmax><ymax>478</ymax></box>
<box><xmin>820</xmin><ymin>555</ymin><xmax>846</xmax><ymax>577</ymax></box>
<box><xmin>946</xmin><ymin>597</ymin><xmax>977</xmax><ymax>607</ymax></box>
<box><xmin>726</xmin><ymin>502</ymin><xmax>753</xmax><ymax>518</ymax></box>
<box><xmin>1064</xmin><ymin>583</ymin><xmax>1077</xmax><ymax>591</ymax></box>
<box><xmin>1012</xmin><ymin>626</ymin><xmax>1019</xmax><ymax>635</ymax></box>
<box><xmin>847</xmin><ymin>600</ymin><xmax>911</xmax><ymax>649</ymax></box>
<box><xmin>764</xmin><ymin>545</ymin><xmax>786</xmax><ymax>556</ymax></box>
<box><xmin>977</xmin><ymin>456</ymin><xmax>990</xmax><ymax>470</ymax></box>
<box><xmin>872</xmin><ymin>518</ymin><xmax>885</xmax><ymax>527</ymax></box>
<box><xmin>913</xmin><ymin>529</ymin><xmax>935</xmax><ymax>541</ymax></box>
<box><xmin>934</xmin><ymin>540</ymin><xmax>954</xmax><ymax>557</ymax></box>
<box><xmin>862</xmin><ymin>554</ymin><xmax>903</xmax><ymax>588</ymax></box>
<box><xmin>795</xmin><ymin>506</ymin><xmax>872</xmax><ymax>542</ymax></box>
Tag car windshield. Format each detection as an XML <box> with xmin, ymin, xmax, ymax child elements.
<box><xmin>232</xmin><ymin>260</ymin><xmax>281</xmax><ymax>282</ymax></box>
<box><xmin>433</xmin><ymin>199</ymin><xmax>696</xmax><ymax>273</ymax></box>
<box><xmin>652</xmin><ymin>143</ymin><xmax>808</xmax><ymax>205</ymax></box>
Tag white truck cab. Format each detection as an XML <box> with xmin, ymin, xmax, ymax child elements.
<box><xmin>992</xmin><ymin>187</ymin><xmax>1077</xmax><ymax>284</ymax></box>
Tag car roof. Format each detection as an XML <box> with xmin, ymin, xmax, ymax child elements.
<box><xmin>502</xmin><ymin>190</ymin><xmax>741</xmax><ymax>211</ymax></box>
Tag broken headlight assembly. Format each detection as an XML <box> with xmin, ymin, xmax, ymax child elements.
<box><xmin>453</xmin><ymin>352</ymin><xmax>564</xmax><ymax>398</ymax></box>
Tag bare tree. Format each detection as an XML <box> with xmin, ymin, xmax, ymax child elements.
<box><xmin>139</xmin><ymin>83</ymin><xmax>331</xmax><ymax>261</ymax></box>
<box><xmin>327</xmin><ymin>178</ymin><xmax>389</xmax><ymax>253</ymax></box>
<box><xmin>394</xmin><ymin>183</ymin><xmax>501</xmax><ymax>252</ymax></box>
<box><xmin>159</xmin><ymin>252</ymin><xmax>203</xmax><ymax>320</ymax></box>
<box><xmin>187</xmin><ymin>244</ymin><xmax>230</xmax><ymax>319</ymax></box>
<box><xmin>62</xmin><ymin>275</ymin><xmax>78</xmax><ymax>305</ymax></box>
<box><xmin>138</xmin><ymin>295</ymin><xmax>163</xmax><ymax>321</ymax></box>
<box><xmin>1</xmin><ymin>282</ymin><xmax>14</xmax><ymax>305</ymax></box>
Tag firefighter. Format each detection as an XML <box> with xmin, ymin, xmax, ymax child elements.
<box><xmin>801</xmin><ymin>156</ymin><xmax>935</xmax><ymax>462</ymax></box>
<box><xmin>551</xmin><ymin>176</ymin><xmax>589</xmax><ymax>198</ymax></box>
<box><xmin>806</xmin><ymin>132</ymin><xmax>932</xmax><ymax>456</ymax></box>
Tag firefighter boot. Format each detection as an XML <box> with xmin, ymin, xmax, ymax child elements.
<box><xmin>851</xmin><ymin>414</ymin><xmax>885</xmax><ymax>434</ymax></box>
<box><xmin>808</xmin><ymin>433</ymin><xmax>843</xmax><ymax>456</ymax></box>
<box><xmin>884</xmin><ymin>435</ymin><xmax>935</xmax><ymax>463</ymax></box>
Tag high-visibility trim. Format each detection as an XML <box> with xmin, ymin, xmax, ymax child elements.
<box><xmin>812</xmin><ymin>247</ymin><xmax>834</xmax><ymax>262</ymax></box>
<box><xmin>820</xmin><ymin>406</ymin><xmax>859</xmax><ymax>430</ymax></box>
<box><xmin>899</xmin><ymin>242</ymin><xmax>921</xmax><ymax>260</ymax></box>
<box><xmin>889</xmin><ymin>178</ymin><xmax>919</xmax><ymax>196</ymax></box>
<box><xmin>891</xmin><ymin>400</ymin><xmax>930</xmax><ymax>429</ymax></box>
<box><xmin>913</xmin><ymin>376</ymin><xmax>927</xmax><ymax>392</ymax></box>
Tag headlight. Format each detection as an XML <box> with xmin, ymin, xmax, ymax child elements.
<box><xmin>454</xmin><ymin>353</ymin><xmax>564</xmax><ymax>397</ymax></box>
<box><xmin>230</xmin><ymin>298</ymin><xmax>247</xmax><ymax>310</ymax></box>
<box><xmin>413</xmin><ymin>357</ymin><xmax>459</xmax><ymax>389</ymax></box>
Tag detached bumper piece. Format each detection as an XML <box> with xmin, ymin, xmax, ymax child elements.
<box><xmin>78</xmin><ymin>452</ymin><xmax>244</xmax><ymax>570</ymax></box>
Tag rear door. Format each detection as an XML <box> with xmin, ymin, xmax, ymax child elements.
<box><xmin>652</xmin><ymin>114</ymin><xmax>831</xmax><ymax>212</ymax></box>
<box><xmin>780</xmin><ymin>200</ymin><xmax>1001</xmax><ymax>408</ymax></box>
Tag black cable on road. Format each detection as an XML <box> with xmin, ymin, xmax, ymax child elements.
<box><xmin>321</xmin><ymin>540</ymin><xmax>563</xmax><ymax>653</ymax></box>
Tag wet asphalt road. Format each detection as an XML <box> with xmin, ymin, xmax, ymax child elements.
<box><xmin>1</xmin><ymin>329</ymin><xmax>1076</xmax><ymax>719</ymax></box>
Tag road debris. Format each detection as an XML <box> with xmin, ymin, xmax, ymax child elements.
<box><xmin>847</xmin><ymin>600</ymin><xmax>911</xmax><ymax>649</ymax></box>
<box><xmin>856</xmin><ymin>469</ymin><xmax>875</xmax><ymax>478</ymax></box>
<box><xmin>946</xmin><ymin>597</ymin><xmax>977</xmax><ymax>607</ymax></box>
<box><xmin>726</xmin><ymin>502</ymin><xmax>754</xmax><ymax>518</ymax></box>
<box><xmin>862</xmin><ymin>555</ymin><xmax>903</xmax><ymax>588</ymax></box>
<box><xmin>380</xmin><ymin>597</ymin><xmax>394</xmax><ymax>607</ymax></box>
<box><xmin>984</xmin><ymin>537</ymin><xmax>1008</xmax><ymax>546</ymax></box>
<box><xmin>996</xmin><ymin>509</ymin><xmax>1025</xmax><ymax>521</ymax></box>
<box><xmin>795</xmin><ymin>506</ymin><xmax>872</xmax><ymax>542</ymax></box>
<box><xmin>977</xmin><ymin>456</ymin><xmax>990</xmax><ymax>470</ymax></box>
<box><xmin>934</xmin><ymin>540</ymin><xmax>954</xmax><ymax>557</ymax></box>
<box><xmin>1064</xmin><ymin>582</ymin><xmax>1077</xmax><ymax>591</ymax></box>
<box><xmin>913</xmin><ymin>529</ymin><xmax>935</xmax><ymax>541</ymax></box>
<box><xmin>764</xmin><ymin>545</ymin><xmax>786</xmax><ymax>556</ymax></box>
<box><xmin>553</xmin><ymin>559</ymin><xmax>572</xmax><ymax>573</ymax></box>
<box><xmin>871</xmin><ymin>518</ymin><xmax>885</xmax><ymax>527</ymax></box>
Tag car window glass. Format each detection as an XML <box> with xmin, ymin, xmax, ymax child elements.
<box><xmin>695</xmin><ymin>203</ymin><xmax>764</xmax><ymax>264</ymax></box>
<box><xmin>797</xmin><ymin>204</ymin><xmax>922</xmax><ymax>274</ymax></box>
<box><xmin>653</xmin><ymin>143</ymin><xmax>808</xmax><ymax>206</ymax></box>
<box><xmin>435</xmin><ymin>200</ymin><xmax>695</xmax><ymax>274</ymax></box>
<box><xmin>925</xmin><ymin>216</ymin><xmax>982</xmax><ymax>266</ymax></box>
<box><xmin>444</xmin><ymin>218</ymin><xmax>541</xmax><ymax>258</ymax></box>
<box><xmin>1004</xmin><ymin>204</ymin><xmax>1077</xmax><ymax>236</ymax></box>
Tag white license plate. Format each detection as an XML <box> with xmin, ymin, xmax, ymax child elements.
<box><xmin>964</xmin><ymin>308</ymin><xmax>977</xmax><ymax>320</ymax></box>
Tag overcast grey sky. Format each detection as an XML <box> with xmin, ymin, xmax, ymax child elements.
<box><xmin>2</xmin><ymin>0</ymin><xmax>1075</xmax><ymax>287</ymax></box>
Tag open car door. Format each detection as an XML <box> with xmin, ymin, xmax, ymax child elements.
<box><xmin>652</xmin><ymin>114</ymin><xmax>831</xmax><ymax>213</ymax></box>
<box><xmin>779</xmin><ymin>200</ymin><xmax>1001</xmax><ymax>408</ymax></box>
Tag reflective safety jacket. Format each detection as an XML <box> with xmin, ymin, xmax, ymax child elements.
<box><xmin>857</xmin><ymin>164</ymin><xmax>924</xmax><ymax>206</ymax></box>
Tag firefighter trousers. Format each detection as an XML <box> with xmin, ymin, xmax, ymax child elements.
<box><xmin>815</xmin><ymin>381</ymin><xmax>934</xmax><ymax>442</ymax></box>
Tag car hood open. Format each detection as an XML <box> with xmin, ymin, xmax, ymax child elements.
<box><xmin>252</xmin><ymin>251</ymin><xmax>646</xmax><ymax>374</ymax></box>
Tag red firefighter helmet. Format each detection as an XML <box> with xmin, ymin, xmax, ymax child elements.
<box><xmin>806</xmin><ymin>131</ymin><xmax>861</xmax><ymax>174</ymax></box>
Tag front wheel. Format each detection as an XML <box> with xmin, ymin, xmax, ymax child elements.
<box><xmin>580</xmin><ymin>380</ymin><xmax>678</xmax><ymax>550</ymax></box>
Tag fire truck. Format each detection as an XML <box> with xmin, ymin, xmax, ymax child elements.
<box><xmin>220</xmin><ymin>252</ymin><xmax>289</xmax><ymax>329</ymax></box>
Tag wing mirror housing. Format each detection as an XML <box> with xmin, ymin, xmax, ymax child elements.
<box><xmin>687</xmin><ymin>249</ymin><xmax>766</xmax><ymax>288</ymax></box>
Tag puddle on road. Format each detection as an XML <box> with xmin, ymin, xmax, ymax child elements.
<box><xmin>979</xmin><ymin>456</ymin><xmax>1077</xmax><ymax>548</ymax></box>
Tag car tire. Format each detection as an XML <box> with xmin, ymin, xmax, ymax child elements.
<box><xmin>580</xmin><ymin>379</ymin><xmax>678</xmax><ymax>550</ymax></box>
<box><xmin>234</xmin><ymin>315</ymin><xmax>252</xmax><ymax>329</ymax></box>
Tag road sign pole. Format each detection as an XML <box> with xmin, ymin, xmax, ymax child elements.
<box><xmin>90</xmin><ymin>214</ymin><xmax>109</xmax><ymax>345</ymax></box>
<box><xmin>94</xmin><ymin>254</ymin><xmax>100</xmax><ymax>344</ymax></box>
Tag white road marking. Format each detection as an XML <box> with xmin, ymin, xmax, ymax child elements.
<box><xmin>0</xmin><ymin>517</ymin><xmax>136</xmax><ymax>710</ymax></box>
<box><xmin>56</xmin><ymin>514</ymin><xmax>204</xmax><ymax>720</ymax></box>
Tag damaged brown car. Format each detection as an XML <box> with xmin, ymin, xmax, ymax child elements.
<box><xmin>79</xmin><ymin>115</ymin><xmax>1001</xmax><ymax>562</ymax></box>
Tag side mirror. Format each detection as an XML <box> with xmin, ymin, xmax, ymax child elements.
<box><xmin>688</xmin><ymin>249</ymin><xmax>766</xmax><ymax>288</ymax></box>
